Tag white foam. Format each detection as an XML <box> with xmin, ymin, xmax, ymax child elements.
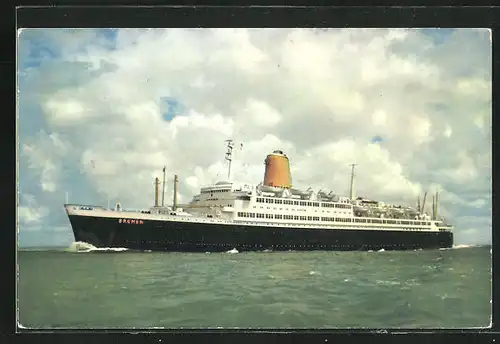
<box><xmin>309</xmin><ymin>271</ymin><xmax>320</xmax><ymax>276</ymax></box>
<box><xmin>376</xmin><ymin>280</ymin><xmax>401</xmax><ymax>286</ymax></box>
<box><xmin>377</xmin><ymin>248</ymin><xmax>385</xmax><ymax>252</ymax></box>
<box><xmin>440</xmin><ymin>244</ymin><xmax>480</xmax><ymax>251</ymax></box>
<box><xmin>225</xmin><ymin>248</ymin><xmax>239</xmax><ymax>254</ymax></box>
<box><xmin>452</xmin><ymin>244</ymin><xmax>478</xmax><ymax>249</ymax></box>
<box><xmin>66</xmin><ymin>241</ymin><xmax>129</xmax><ymax>253</ymax></box>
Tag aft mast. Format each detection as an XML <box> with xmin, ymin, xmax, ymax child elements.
<box><xmin>225</xmin><ymin>139</ymin><xmax>234</xmax><ymax>180</ymax></box>
<box><xmin>349</xmin><ymin>163</ymin><xmax>357</xmax><ymax>201</ymax></box>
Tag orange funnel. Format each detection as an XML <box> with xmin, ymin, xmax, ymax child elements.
<box><xmin>263</xmin><ymin>150</ymin><xmax>292</xmax><ymax>188</ymax></box>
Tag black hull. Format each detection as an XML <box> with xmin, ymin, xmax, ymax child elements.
<box><xmin>68</xmin><ymin>215</ymin><xmax>453</xmax><ymax>252</ymax></box>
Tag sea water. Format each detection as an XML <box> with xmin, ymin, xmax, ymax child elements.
<box><xmin>17</xmin><ymin>244</ymin><xmax>491</xmax><ymax>329</ymax></box>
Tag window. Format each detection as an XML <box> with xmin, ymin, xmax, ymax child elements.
<box><xmin>307</xmin><ymin>216</ymin><xmax>312</xmax><ymax>221</ymax></box>
<box><xmin>294</xmin><ymin>201</ymin><xmax>299</xmax><ymax>205</ymax></box>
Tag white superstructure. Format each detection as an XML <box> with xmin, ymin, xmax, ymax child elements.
<box><xmin>183</xmin><ymin>180</ymin><xmax>453</xmax><ymax>233</ymax></box>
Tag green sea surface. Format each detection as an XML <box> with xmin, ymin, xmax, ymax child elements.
<box><xmin>17</xmin><ymin>245</ymin><xmax>491</xmax><ymax>329</ymax></box>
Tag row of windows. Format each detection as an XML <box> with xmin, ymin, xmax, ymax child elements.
<box><xmin>322</xmin><ymin>217</ymin><xmax>351</xmax><ymax>222</ymax></box>
<box><xmin>238</xmin><ymin>212</ymin><xmax>352</xmax><ymax>222</ymax></box>
<box><xmin>201</xmin><ymin>189</ymin><xmax>230</xmax><ymax>194</ymax></box>
<box><xmin>237</xmin><ymin>212</ymin><xmax>431</xmax><ymax>226</ymax></box>
<box><xmin>256</xmin><ymin>198</ymin><xmax>351</xmax><ymax>209</ymax></box>
<box><xmin>322</xmin><ymin>203</ymin><xmax>350</xmax><ymax>209</ymax></box>
<box><xmin>239</xmin><ymin>212</ymin><xmax>321</xmax><ymax>221</ymax></box>
<box><xmin>253</xmin><ymin>213</ymin><xmax>274</xmax><ymax>219</ymax></box>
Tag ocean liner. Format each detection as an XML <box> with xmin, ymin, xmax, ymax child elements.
<box><xmin>64</xmin><ymin>141</ymin><xmax>454</xmax><ymax>252</ymax></box>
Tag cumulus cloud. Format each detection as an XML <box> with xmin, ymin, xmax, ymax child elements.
<box><xmin>17</xmin><ymin>193</ymin><xmax>49</xmax><ymax>226</ymax></box>
<box><xmin>17</xmin><ymin>28</ymin><xmax>492</xmax><ymax>246</ymax></box>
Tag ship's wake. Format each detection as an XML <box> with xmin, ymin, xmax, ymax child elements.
<box><xmin>65</xmin><ymin>241</ymin><xmax>129</xmax><ymax>253</ymax></box>
<box><xmin>440</xmin><ymin>244</ymin><xmax>485</xmax><ymax>251</ymax></box>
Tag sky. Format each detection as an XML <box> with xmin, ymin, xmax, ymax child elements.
<box><xmin>17</xmin><ymin>28</ymin><xmax>492</xmax><ymax>247</ymax></box>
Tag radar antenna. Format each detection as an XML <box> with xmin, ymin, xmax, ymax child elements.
<box><xmin>225</xmin><ymin>140</ymin><xmax>234</xmax><ymax>180</ymax></box>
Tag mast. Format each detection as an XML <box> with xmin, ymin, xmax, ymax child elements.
<box><xmin>173</xmin><ymin>174</ymin><xmax>179</xmax><ymax>211</ymax></box>
<box><xmin>435</xmin><ymin>191</ymin><xmax>439</xmax><ymax>220</ymax></box>
<box><xmin>225</xmin><ymin>140</ymin><xmax>234</xmax><ymax>180</ymax></box>
<box><xmin>432</xmin><ymin>195</ymin><xmax>435</xmax><ymax>220</ymax></box>
<box><xmin>349</xmin><ymin>164</ymin><xmax>357</xmax><ymax>201</ymax></box>
<box><xmin>417</xmin><ymin>195</ymin><xmax>421</xmax><ymax>213</ymax></box>
<box><xmin>154</xmin><ymin>177</ymin><xmax>160</xmax><ymax>207</ymax></box>
<box><xmin>421</xmin><ymin>191</ymin><xmax>428</xmax><ymax>215</ymax></box>
<box><xmin>161</xmin><ymin>166</ymin><xmax>166</xmax><ymax>207</ymax></box>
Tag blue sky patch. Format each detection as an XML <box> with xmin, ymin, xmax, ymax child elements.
<box><xmin>421</xmin><ymin>28</ymin><xmax>455</xmax><ymax>44</ymax></box>
<box><xmin>371</xmin><ymin>135</ymin><xmax>384</xmax><ymax>144</ymax></box>
<box><xmin>161</xmin><ymin>97</ymin><xmax>186</xmax><ymax>121</ymax></box>
<box><xmin>96</xmin><ymin>29</ymin><xmax>118</xmax><ymax>51</ymax></box>
<box><xmin>18</xmin><ymin>31</ymin><xmax>61</xmax><ymax>69</ymax></box>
